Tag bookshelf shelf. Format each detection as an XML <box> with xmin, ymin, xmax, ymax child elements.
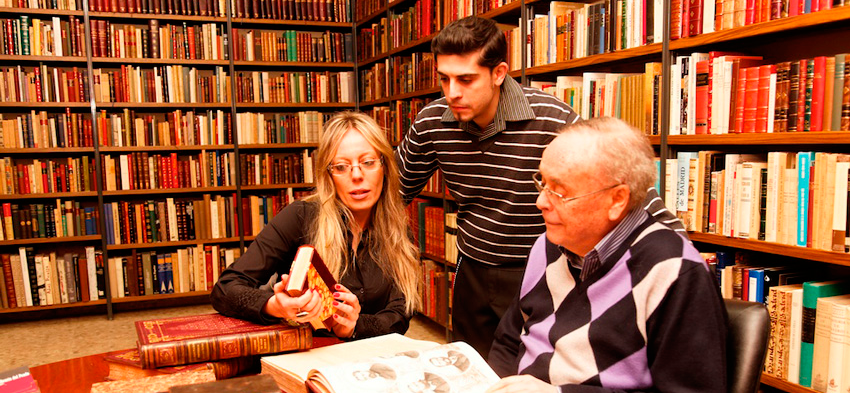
<box><xmin>420</xmin><ymin>190</ymin><xmax>452</xmax><ymax>201</ymax></box>
<box><xmin>0</xmin><ymin>147</ymin><xmax>95</xmax><ymax>154</ymax></box>
<box><xmin>0</xmin><ymin>102</ymin><xmax>89</xmax><ymax>108</ymax></box>
<box><xmin>520</xmin><ymin>43</ymin><xmax>664</xmax><ymax>77</ymax></box>
<box><xmin>666</xmin><ymin>132</ymin><xmax>850</xmax><ymax>146</ymax></box>
<box><xmin>110</xmin><ymin>290</ymin><xmax>212</xmax><ymax>303</ymax></box>
<box><xmin>91</xmin><ymin>57</ymin><xmax>229</xmax><ymax>66</ymax></box>
<box><xmin>669</xmin><ymin>6</ymin><xmax>850</xmax><ymax>51</ymax></box>
<box><xmin>760</xmin><ymin>374</ymin><xmax>818</xmax><ymax>393</ymax></box>
<box><xmin>230</xmin><ymin>18</ymin><xmax>351</xmax><ymax>27</ymax></box>
<box><xmin>87</xmin><ymin>11</ymin><xmax>226</xmax><ymax>22</ymax></box>
<box><xmin>99</xmin><ymin>145</ymin><xmax>235</xmax><ymax>152</ymax></box>
<box><xmin>356</xmin><ymin>4</ymin><xmax>388</xmax><ymax>26</ymax></box>
<box><xmin>0</xmin><ymin>191</ymin><xmax>99</xmax><ymax>200</ymax></box>
<box><xmin>478</xmin><ymin>1</ymin><xmax>522</xmax><ymax>20</ymax></box>
<box><xmin>360</xmin><ymin>86</ymin><xmax>441</xmax><ymax>106</ymax></box>
<box><xmin>238</xmin><ymin>143</ymin><xmax>317</xmax><ymax>149</ymax></box>
<box><xmin>648</xmin><ymin>135</ymin><xmax>660</xmax><ymax>145</ymax></box>
<box><xmin>0</xmin><ymin>55</ymin><xmax>88</xmax><ymax>63</ymax></box>
<box><xmin>232</xmin><ymin>61</ymin><xmax>355</xmax><ymax>68</ymax></box>
<box><xmin>422</xmin><ymin>252</ymin><xmax>453</xmax><ymax>266</ymax></box>
<box><xmin>235</xmin><ymin>102</ymin><xmax>356</xmax><ymax>108</ymax></box>
<box><xmin>106</xmin><ymin>236</ymin><xmax>242</xmax><ymax>250</ymax></box>
<box><xmin>95</xmin><ymin>102</ymin><xmax>231</xmax><ymax>109</ymax></box>
<box><xmin>240</xmin><ymin>183</ymin><xmax>314</xmax><ymax>191</ymax></box>
<box><xmin>0</xmin><ymin>6</ymin><xmax>83</xmax><ymax>15</ymax></box>
<box><xmin>689</xmin><ymin>232</ymin><xmax>850</xmax><ymax>267</ymax></box>
<box><xmin>357</xmin><ymin>32</ymin><xmax>437</xmax><ymax>68</ymax></box>
<box><xmin>0</xmin><ymin>235</ymin><xmax>101</xmax><ymax>247</ymax></box>
<box><xmin>101</xmin><ymin>186</ymin><xmax>237</xmax><ymax>196</ymax></box>
<box><xmin>0</xmin><ymin>299</ymin><xmax>107</xmax><ymax>314</ymax></box>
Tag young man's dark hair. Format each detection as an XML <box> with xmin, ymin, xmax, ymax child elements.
<box><xmin>430</xmin><ymin>16</ymin><xmax>507</xmax><ymax>69</ymax></box>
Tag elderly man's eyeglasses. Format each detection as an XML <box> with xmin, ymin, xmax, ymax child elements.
<box><xmin>532</xmin><ymin>171</ymin><xmax>621</xmax><ymax>205</ymax></box>
<box><xmin>327</xmin><ymin>157</ymin><xmax>383</xmax><ymax>176</ymax></box>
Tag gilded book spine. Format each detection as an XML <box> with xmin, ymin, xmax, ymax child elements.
<box><xmin>138</xmin><ymin>325</ymin><xmax>312</xmax><ymax>368</ymax></box>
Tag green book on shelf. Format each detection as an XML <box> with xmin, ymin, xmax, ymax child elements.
<box><xmin>799</xmin><ymin>280</ymin><xmax>850</xmax><ymax>387</ymax></box>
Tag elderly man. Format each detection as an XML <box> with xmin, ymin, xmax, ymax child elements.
<box><xmin>487</xmin><ymin>118</ymin><xmax>728</xmax><ymax>392</ymax></box>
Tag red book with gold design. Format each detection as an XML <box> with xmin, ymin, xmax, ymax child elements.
<box><xmin>135</xmin><ymin>313</ymin><xmax>312</xmax><ymax>369</ymax></box>
<box><xmin>285</xmin><ymin>245</ymin><xmax>338</xmax><ymax>331</ymax></box>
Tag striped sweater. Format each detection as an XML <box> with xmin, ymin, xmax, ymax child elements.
<box><xmin>396</xmin><ymin>77</ymin><xmax>683</xmax><ymax>266</ymax></box>
<box><xmin>489</xmin><ymin>211</ymin><xmax>728</xmax><ymax>392</ymax></box>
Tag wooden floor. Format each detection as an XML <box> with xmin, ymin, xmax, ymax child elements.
<box><xmin>0</xmin><ymin>304</ymin><xmax>448</xmax><ymax>371</ymax></box>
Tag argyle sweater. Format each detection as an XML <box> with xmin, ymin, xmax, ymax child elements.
<box><xmin>489</xmin><ymin>213</ymin><xmax>728</xmax><ymax>392</ymax></box>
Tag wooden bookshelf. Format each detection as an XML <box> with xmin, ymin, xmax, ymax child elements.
<box><xmin>102</xmin><ymin>186</ymin><xmax>237</xmax><ymax>196</ymax></box>
<box><xmin>519</xmin><ymin>43</ymin><xmax>663</xmax><ymax>77</ymax></box>
<box><xmin>0</xmin><ymin>147</ymin><xmax>95</xmax><ymax>154</ymax></box>
<box><xmin>230</xmin><ymin>18</ymin><xmax>350</xmax><ymax>27</ymax></box>
<box><xmin>667</xmin><ymin>132</ymin><xmax>850</xmax><ymax>146</ymax></box>
<box><xmin>95</xmin><ymin>102</ymin><xmax>232</xmax><ymax>109</ymax></box>
<box><xmin>99</xmin><ymin>145</ymin><xmax>235</xmax><ymax>152</ymax></box>
<box><xmin>670</xmin><ymin>6</ymin><xmax>850</xmax><ymax>51</ymax></box>
<box><xmin>0</xmin><ymin>6</ymin><xmax>83</xmax><ymax>15</ymax></box>
<box><xmin>760</xmin><ymin>374</ymin><xmax>818</xmax><ymax>393</ymax></box>
<box><xmin>91</xmin><ymin>57</ymin><xmax>229</xmax><ymax>66</ymax></box>
<box><xmin>0</xmin><ymin>191</ymin><xmax>99</xmax><ymax>200</ymax></box>
<box><xmin>109</xmin><ymin>290</ymin><xmax>212</xmax><ymax>303</ymax></box>
<box><xmin>232</xmin><ymin>61</ymin><xmax>355</xmax><ymax>68</ymax></box>
<box><xmin>0</xmin><ymin>299</ymin><xmax>107</xmax><ymax>314</ymax></box>
<box><xmin>0</xmin><ymin>235</ymin><xmax>101</xmax><ymax>246</ymax></box>
<box><xmin>240</xmin><ymin>183</ymin><xmax>314</xmax><ymax>191</ymax></box>
<box><xmin>87</xmin><ymin>11</ymin><xmax>226</xmax><ymax>21</ymax></box>
<box><xmin>238</xmin><ymin>143</ymin><xmax>318</xmax><ymax>149</ymax></box>
<box><xmin>106</xmin><ymin>236</ymin><xmax>242</xmax><ymax>250</ymax></box>
<box><xmin>0</xmin><ymin>54</ymin><xmax>87</xmax><ymax>63</ymax></box>
<box><xmin>478</xmin><ymin>1</ymin><xmax>522</xmax><ymax>20</ymax></box>
<box><xmin>360</xmin><ymin>86</ymin><xmax>441</xmax><ymax>106</ymax></box>
<box><xmin>690</xmin><ymin>232</ymin><xmax>850</xmax><ymax>267</ymax></box>
<box><xmin>356</xmin><ymin>4</ymin><xmax>388</xmax><ymax>26</ymax></box>
<box><xmin>235</xmin><ymin>102</ymin><xmax>356</xmax><ymax>108</ymax></box>
<box><xmin>357</xmin><ymin>32</ymin><xmax>437</xmax><ymax>67</ymax></box>
<box><xmin>0</xmin><ymin>102</ymin><xmax>89</xmax><ymax>108</ymax></box>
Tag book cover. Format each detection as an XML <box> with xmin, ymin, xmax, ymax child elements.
<box><xmin>135</xmin><ymin>313</ymin><xmax>313</xmax><ymax>369</ymax></box>
<box><xmin>285</xmin><ymin>245</ymin><xmax>337</xmax><ymax>331</ymax></box>
<box><xmin>169</xmin><ymin>374</ymin><xmax>278</xmax><ymax>393</ymax></box>
<box><xmin>800</xmin><ymin>280</ymin><xmax>850</xmax><ymax>387</ymax></box>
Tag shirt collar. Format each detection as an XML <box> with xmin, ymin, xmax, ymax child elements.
<box><xmin>440</xmin><ymin>76</ymin><xmax>535</xmax><ymax>141</ymax></box>
<box><xmin>561</xmin><ymin>208</ymin><xmax>650</xmax><ymax>280</ymax></box>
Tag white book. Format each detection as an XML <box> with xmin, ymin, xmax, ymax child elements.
<box><xmin>55</xmin><ymin>255</ymin><xmax>68</xmax><ymax>304</ymax></box>
<box><xmin>827</xmin><ymin>302</ymin><xmax>850</xmax><ymax>393</ymax></box>
<box><xmin>669</xmin><ymin>61</ymin><xmax>682</xmax><ymax>135</ymax></box>
<box><xmin>19</xmin><ymin>247</ymin><xmax>32</xmax><ymax>307</ymax></box>
<box><xmin>86</xmin><ymin>246</ymin><xmax>98</xmax><ymax>300</ymax></box>
<box><xmin>34</xmin><ymin>254</ymin><xmax>46</xmax><ymax>306</ymax></box>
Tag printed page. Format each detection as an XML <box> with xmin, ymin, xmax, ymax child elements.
<box><xmin>310</xmin><ymin>342</ymin><xmax>499</xmax><ymax>393</ymax></box>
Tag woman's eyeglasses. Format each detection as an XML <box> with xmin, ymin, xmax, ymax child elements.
<box><xmin>327</xmin><ymin>158</ymin><xmax>384</xmax><ymax>176</ymax></box>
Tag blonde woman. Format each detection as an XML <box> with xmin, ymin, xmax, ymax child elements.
<box><xmin>212</xmin><ymin>111</ymin><xmax>420</xmax><ymax>339</ymax></box>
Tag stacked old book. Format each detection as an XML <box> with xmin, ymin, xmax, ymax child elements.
<box><xmin>92</xmin><ymin>313</ymin><xmax>313</xmax><ymax>392</ymax></box>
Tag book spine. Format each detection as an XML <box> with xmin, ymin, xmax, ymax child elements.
<box><xmin>139</xmin><ymin>325</ymin><xmax>313</xmax><ymax>368</ymax></box>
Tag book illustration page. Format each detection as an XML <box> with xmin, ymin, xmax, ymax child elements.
<box><xmin>311</xmin><ymin>342</ymin><xmax>499</xmax><ymax>393</ymax></box>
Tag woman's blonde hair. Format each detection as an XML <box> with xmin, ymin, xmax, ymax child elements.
<box><xmin>305</xmin><ymin>111</ymin><xmax>420</xmax><ymax>315</ymax></box>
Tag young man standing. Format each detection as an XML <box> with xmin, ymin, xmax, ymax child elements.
<box><xmin>395</xmin><ymin>16</ymin><xmax>683</xmax><ymax>358</ymax></box>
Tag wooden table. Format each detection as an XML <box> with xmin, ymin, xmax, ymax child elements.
<box><xmin>29</xmin><ymin>337</ymin><xmax>340</xmax><ymax>393</ymax></box>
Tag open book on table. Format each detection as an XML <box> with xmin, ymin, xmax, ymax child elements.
<box><xmin>260</xmin><ymin>333</ymin><xmax>499</xmax><ymax>393</ymax></box>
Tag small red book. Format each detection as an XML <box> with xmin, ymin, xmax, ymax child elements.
<box><xmin>285</xmin><ymin>245</ymin><xmax>338</xmax><ymax>331</ymax></box>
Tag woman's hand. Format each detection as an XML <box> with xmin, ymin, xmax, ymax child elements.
<box><xmin>485</xmin><ymin>375</ymin><xmax>559</xmax><ymax>393</ymax></box>
<box><xmin>262</xmin><ymin>274</ymin><xmax>322</xmax><ymax>323</ymax></box>
<box><xmin>330</xmin><ymin>283</ymin><xmax>361</xmax><ymax>338</ymax></box>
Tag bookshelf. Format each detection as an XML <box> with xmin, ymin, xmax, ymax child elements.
<box><xmin>0</xmin><ymin>0</ymin><xmax>357</xmax><ymax>321</ymax></box>
<box><xmin>351</xmin><ymin>0</ymin><xmax>850</xmax><ymax>391</ymax></box>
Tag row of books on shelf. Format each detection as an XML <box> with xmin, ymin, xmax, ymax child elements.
<box><xmin>712</xmin><ymin>251</ymin><xmax>850</xmax><ymax>392</ymax></box>
<box><xmin>235</xmin><ymin>111</ymin><xmax>325</xmax><ymax>145</ymax></box>
<box><xmin>102</xmin><ymin>150</ymin><xmax>237</xmax><ymax>191</ymax></box>
<box><xmin>89</xmin><ymin>0</ymin><xmax>226</xmax><ymax>16</ymax></box>
<box><xmin>407</xmin><ymin>197</ymin><xmax>454</xmax><ymax>260</ymax></box>
<box><xmin>386</xmin><ymin>0</ymin><xmax>443</xmax><ymax>47</ymax></box>
<box><xmin>0</xmin><ymin>246</ymin><xmax>103</xmax><ymax>309</ymax></box>
<box><xmin>418</xmin><ymin>258</ymin><xmax>453</xmax><ymax>326</ymax></box>
<box><xmin>0</xmin><ymin>200</ymin><xmax>99</xmax><ymax>240</ymax></box>
<box><xmin>368</xmin><ymin>98</ymin><xmax>427</xmax><ymax>145</ymax></box>
<box><xmin>243</xmin><ymin>190</ymin><xmax>310</xmax><ymax>235</ymax></box>
<box><xmin>233</xmin><ymin>70</ymin><xmax>355</xmax><ymax>104</ymax></box>
<box><xmin>97</xmin><ymin>109</ymin><xmax>233</xmax><ymax>147</ymax></box>
<box><xmin>0</xmin><ymin>110</ymin><xmax>93</xmax><ymax>148</ymax></box>
<box><xmin>230</xmin><ymin>0</ymin><xmax>352</xmax><ymax>21</ymax></box>
<box><xmin>359</xmin><ymin>53</ymin><xmax>437</xmax><ymax>102</ymax></box>
<box><xmin>240</xmin><ymin>152</ymin><xmax>307</xmax><ymax>185</ymax></box>
<box><xmin>1</xmin><ymin>65</ymin><xmax>88</xmax><ymax>103</ymax></box>
<box><xmin>2</xmin><ymin>16</ymin><xmax>86</xmax><ymax>57</ymax></box>
<box><xmin>530</xmin><ymin>64</ymin><xmax>660</xmax><ymax>135</ymax></box>
<box><xmin>102</xmin><ymin>196</ymin><xmax>235</xmax><ymax>245</ymax></box>
<box><xmin>667</xmin><ymin>52</ymin><xmax>850</xmax><ymax>135</ymax></box>
<box><xmin>91</xmin><ymin>20</ymin><xmax>226</xmax><ymax>61</ymax></box>
<box><xmin>0</xmin><ymin>156</ymin><xmax>95</xmax><ymax>195</ymax></box>
<box><xmin>93</xmin><ymin>65</ymin><xmax>230</xmax><ymax>104</ymax></box>
<box><xmin>662</xmin><ymin>150</ymin><xmax>850</xmax><ymax>252</ymax></box>
<box><xmin>108</xmin><ymin>246</ymin><xmax>240</xmax><ymax>300</ymax></box>
<box><xmin>232</xmin><ymin>29</ymin><xmax>353</xmax><ymax>63</ymax></box>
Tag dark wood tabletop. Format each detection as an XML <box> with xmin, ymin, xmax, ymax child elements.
<box><xmin>28</xmin><ymin>337</ymin><xmax>340</xmax><ymax>393</ymax></box>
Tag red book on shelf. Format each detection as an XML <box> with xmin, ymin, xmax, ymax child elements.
<box><xmin>742</xmin><ymin>66</ymin><xmax>760</xmax><ymax>133</ymax></box>
<box><xmin>755</xmin><ymin>64</ymin><xmax>775</xmax><ymax>133</ymax></box>
<box><xmin>810</xmin><ymin>56</ymin><xmax>827</xmax><ymax>132</ymax></box>
<box><xmin>134</xmin><ymin>313</ymin><xmax>313</xmax><ymax>369</ymax></box>
<box><xmin>796</xmin><ymin>59</ymin><xmax>808</xmax><ymax>132</ymax></box>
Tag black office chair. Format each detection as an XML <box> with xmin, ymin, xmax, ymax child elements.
<box><xmin>724</xmin><ymin>298</ymin><xmax>770</xmax><ymax>393</ymax></box>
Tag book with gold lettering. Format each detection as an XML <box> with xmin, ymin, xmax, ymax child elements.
<box><xmin>135</xmin><ymin>313</ymin><xmax>312</xmax><ymax>369</ymax></box>
<box><xmin>284</xmin><ymin>245</ymin><xmax>337</xmax><ymax>331</ymax></box>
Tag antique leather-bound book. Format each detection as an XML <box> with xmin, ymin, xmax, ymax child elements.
<box><xmin>135</xmin><ymin>312</ymin><xmax>312</xmax><ymax>368</ymax></box>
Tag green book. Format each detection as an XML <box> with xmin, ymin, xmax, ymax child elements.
<box><xmin>832</xmin><ymin>54</ymin><xmax>846</xmax><ymax>132</ymax></box>
<box><xmin>36</xmin><ymin>204</ymin><xmax>45</xmax><ymax>238</ymax></box>
<box><xmin>799</xmin><ymin>280</ymin><xmax>850</xmax><ymax>387</ymax></box>
<box><xmin>19</xmin><ymin>16</ymin><xmax>30</xmax><ymax>56</ymax></box>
